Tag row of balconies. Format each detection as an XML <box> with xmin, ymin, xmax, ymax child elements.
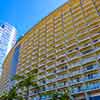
<box><xmin>19</xmin><ymin>36</ymin><xmax>100</xmax><ymax>69</ymax></box>
<box><xmin>46</xmin><ymin>64</ymin><xmax>55</xmax><ymax>70</ymax></box>
<box><xmin>47</xmin><ymin>36</ymin><xmax>54</xmax><ymax>42</ymax></box>
<box><xmin>66</xmin><ymin>41</ymin><xmax>100</xmax><ymax>56</ymax></box>
<box><xmin>74</xmin><ymin>32</ymin><xmax>99</xmax><ymax>44</ymax></box>
<box><xmin>69</xmin><ymin>73</ymin><xmax>100</xmax><ymax>86</ymax></box>
<box><xmin>39</xmin><ymin>68</ymin><xmax>100</xmax><ymax>85</ymax></box>
<box><xmin>44</xmin><ymin>64</ymin><xmax>99</xmax><ymax>79</ymax></box>
<box><xmin>63</xmin><ymin>20</ymin><xmax>73</xmax><ymax>27</ymax></box>
<box><xmin>82</xmin><ymin>1</ymin><xmax>93</xmax><ymax>8</ymax></box>
<box><xmin>47</xmin><ymin>28</ymin><xmax>54</xmax><ymax>33</ymax></box>
<box><xmin>84</xmin><ymin>5</ymin><xmax>95</xmax><ymax>12</ymax></box>
<box><xmin>46</xmin><ymin>23</ymin><xmax>53</xmax><ymax>29</ymax></box>
<box><xmin>30</xmin><ymin>80</ymin><xmax>100</xmax><ymax>96</ymax></box>
<box><xmin>71</xmin><ymin>83</ymin><xmax>100</xmax><ymax>94</ymax></box>
<box><xmin>54</xmin><ymin>22</ymin><xmax>62</xmax><ymax>28</ymax></box>
<box><xmin>20</xmin><ymin>49</ymin><xmax>100</xmax><ymax>71</ymax></box>
<box><xmin>73</xmin><ymin>15</ymin><xmax>83</xmax><ymax>23</ymax></box>
<box><xmin>21</xmin><ymin>23</ymin><xmax>99</xmax><ymax>53</ymax></box>
<box><xmin>37</xmin><ymin>60</ymin><xmax>99</xmax><ymax>76</ymax></box>
<box><xmin>20</xmin><ymin>48</ymin><xmax>100</xmax><ymax>71</ymax></box>
<box><xmin>20</xmin><ymin>33</ymin><xmax>99</xmax><ymax>56</ymax></box>
<box><xmin>77</xmin><ymin>27</ymin><xmax>99</xmax><ymax>38</ymax></box>
<box><xmin>96</xmin><ymin>3</ymin><xmax>100</xmax><ymax>12</ymax></box>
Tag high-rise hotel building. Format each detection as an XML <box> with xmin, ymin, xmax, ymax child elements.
<box><xmin>1</xmin><ymin>0</ymin><xmax>100</xmax><ymax>99</ymax></box>
<box><xmin>0</xmin><ymin>23</ymin><xmax>17</xmax><ymax>75</ymax></box>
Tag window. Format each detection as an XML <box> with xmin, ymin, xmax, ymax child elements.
<box><xmin>88</xmin><ymin>74</ymin><xmax>93</xmax><ymax>79</ymax></box>
<box><xmin>1</xmin><ymin>24</ymin><xmax>5</xmax><ymax>28</ymax></box>
<box><xmin>82</xmin><ymin>49</ymin><xmax>93</xmax><ymax>54</ymax></box>
<box><xmin>61</xmin><ymin>60</ymin><xmax>65</xmax><ymax>62</ymax></box>
<box><xmin>42</xmin><ymin>80</ymin><xmax>46</xmax><ymax>84</ymax></box>
<box><xmin>68</xmin><ymin>50</ymin><xmax>73</xmax><ymax>53</ymax></box>
<box><xmin>78</xmin><ymin>86</ymin><xmax>81</xmax><ymax>92</ymax></box>
<box><xmin>93</xmin><ymin>39</ymin><xmax>98</xmax><ymax>43</ymax></box>
<box><xmin>65</xmin><ymin>66</ymin><xmax>68</xmax><ymax>69</ymax></box>
<box><xmin>42</xmin><ymin>87</ymin><xmax>45</xmax><ymax>91</ymax></box>
<box><xmin>87</xmin><ymin>65</ymin><xmax>93</xmax><ymax>70</ymax></box>
<box><xmin>76</xmin><ymin>77</ymin><xmax>80</xmax><ymax>82</ymax></box>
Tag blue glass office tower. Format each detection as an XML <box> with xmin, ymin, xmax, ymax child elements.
<box><xmin>0</xmin><ymin>23</ymin><xmax>17</xmax><ymax>75</ymax></box>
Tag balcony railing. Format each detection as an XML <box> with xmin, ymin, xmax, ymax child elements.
<box><xmin>46</xmin><ymin>78</ymin><xmax>56</xmax><ymax>84</ymax></box>
<box><xmin>81</xmin><ymin>56</ymin><xmax>96</xmax><ymax>65</ymax></box>
<box><xmin>71</xmin><ymin>83</ymin><xmax>100</xmax><ymax>94</ymax></box>
<box><xmin>69</xmin><ymin>70</ymin><xmax>83</xmax><ymax>77</ymax></box>
<box><xmin>83</xmin><ymin>65</ymin><xmax>99</xmax><ymax>73</ymax></box>
<box><xmin>85</xmin><ymin>74</ymin><xmax>100</xmax><ymax>81</ymax></box>
<box><xmin>46</xmin><ymin>64</ymin><xmax>55</xmax><ymax>70</ymax></box>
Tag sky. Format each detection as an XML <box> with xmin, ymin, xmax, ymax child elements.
<box><xmin>0</xmin><ymin>0</ymin><xmax>68</xmax><ymax>40</ymax></box>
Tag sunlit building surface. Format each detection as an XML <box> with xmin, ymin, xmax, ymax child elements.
<box><xmin>0</xmin><ymin>23</ymin><xmax>16</xmax><ymax>75</ymax></box>
<box><xmin>1</xmin><ymin>0</ymin><xmax>100</xmax><ymax>99</ymax></box>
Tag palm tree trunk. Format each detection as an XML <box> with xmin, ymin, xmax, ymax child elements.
<box><xmin>25</xmin><ymin>86</ymin><xmax>29</xmax><ymax>100</ymax></box>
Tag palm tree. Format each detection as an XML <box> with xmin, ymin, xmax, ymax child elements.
<box><xmin>0</xmin><ymin>86</ymin><xmax>24</xmax><ymax>100</ymax></box>
<box><xmin>48</xmin><ymin>89</ymin><xmax>71</xmax><ymax>100</ymax></box>
<box><xmin>21</xmin><ymin>74</ymin><xmax>38</xmax><ymax>100</ymax></box>
<box><xmin>0</xmin><ymin>92</ymin><xmax>8</xmax><ymax>100</ymax></box>
<box><xmin>51</xmin><ymin>92</ymin><xmax>62</xmax><ymax>100</ymax></box>
<box><xmin>12</xmin><ymin>72</ymin><xmax>38</xmax><ymax>100</ymax></box>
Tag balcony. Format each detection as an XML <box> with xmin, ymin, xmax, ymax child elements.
<box><xmin>57</xmin><ymin>74</ymin><xmax>69</xmax><ymax>81</ymax></box>
<box><xmin>83</xmin><ymin>65</ymin><xmax>99</xmax><ymax>73</ymax></box>
<box><xmin>39</xmin><ymin>69</ymin><xmax>45</xmax><ymax>73</ymax></box>
<box><xmin>57</xmin><ymin>83</ymin><xmax>65</xmax><ymax>88</ymax></box>
<box><xmin>55</xmin><ymin>42</ymin><xmax>64</xmax><ymax>47</ymax></box>
<box><xmin>67</xmin><ymin>49</ymin><xmax>77</xmax><ymax>55</ymax></box>
<box><xmin>85</xmin><ymin>83</ymin><xmax>100</xmax><ymax>92</ymax></box>
<box><xmin>89</xmin><ymin>25</ymin><xmax>100</xmax><ymax>32</ymax></box>
<box><xmin>81</xmin><ymin>56</ymin><xmax>96</xmax><ymax>65</ymax></box>
<box><xmin>70</xmin><ymin>62</ymin><xmax>81</xmax><ymax>68</ymax></box>
<box><xmin>46</xmin><ymin>64</ymin><xmax>55</xmax><ymax>70</ymax></box>
<box><xmin>84</xmin><ymin>5</ymin><xmax>95</xmax><ymax>11</ymax></box>
<box><xmin>69</xmin><ymin>70</ymin><xmax>83</xmax><ymax>77</ymax></box>
<box><xmin>89</xmin><ymin>18</ymin><xmax>100</xmax><ymax>26</ymax></box>
<box><xmin>82</xmin><ymin>1</ymin><xmax>93</xmax><ymax>8</ymax></box>
<box><xmin>93</xmin><ymin>39</ymin><xmax>100</xmax><ymax>45</ymax></box>
<box><xmin>38</xmin><ymin>63</ymin><xmax>45</xmax><ymax>68</ymax></box>
<box><xmin>46</xmin><ymin>86</ymin><xmax>55</xmax><ymax>91</ymax></box>
<box><xmin>57</xmin><ymin>82</ymin><xmax>69</xmax><ymax>89</ymax></box>
<box><xmin>66</xmin><ymin>42</ymin><xmax>76</xmax><ymax>49</ymax></box>
<box><xmin>55</xmin><ymin>37</ymin><xmax>64</xmax><ymax>43</ymax></box>
<box><xmin>56</xmin><ymin>68</ymin><xmax>66</xmax><ymax>73</ymax></box>
<box><xmin>71</xmin><ymin>87</ymin><xmax>84</xmax><ymax>94</ymax></box>
<box><xmin>79</xmin><ymin>36</ymin><xmax>90</xmax><ymax>43</ymax></box>
<box><xmin>56</xmin><ymin>54</ymin><xmax>65</xmax><ymax>60</ymax></box>
<box><xmin>47</xmin><ymin>37</ymin><xmax>53</xmax><ymax>42</ymax></box>
<box><xmin>46</xmin><ymin>78</ymin><xmax>56</xmax><ymax>84</ymax></box>
<box><xmin>38</xmin><ymin>75</ymin><xmax>45</xmax><ymax>79</ymax></box>
<box><xmin>46</xmin><ymin>72</ymin><xmax>55</xmax><ymax>76</ymax></box>
<box><xmin>47</xmin><ymin>52</ymin><xmax>55</xmax><ymax>57</ymax></box>
<box><xmin>56</xmin><ymin>47</ymin><xmax>65</xmax><ymax>53</ymax></box>
<box><xmin>85</xmin><ymin>74</ymin><xmax>100</xmax><ymax>81</ymax></box>
<box><xmin>69</xmin><ymin>78</ymin><xmax>84</xmax><ymax>86</ymax></box>
<box><xmin>71</xmin><ymin>82</ymin><xmax>100</xmax><ymax>94</ymax></box>
<box><xmin>81</xmin><ymin>48</ymin><xmax>93</xmax><ymax>55</ymax></box>
<box><xmin>39</xmin><ymin>53</ymin><xmax>46</xmax><ymax>57</ymax></box>
<box><xmin>56</xmin><ymin>60</ymin><xmax>66</xmax><ymax>66</ymax></box>
<box><xmin>72</xmin><ymin>7</ymin><xmax>80</xmax><ymax>13</ymax></box>
<box><xmin>54</xmin><ymin>27</ymin><xmax>62</xmax><ymax>33</ymax></box>
<box><xmin>46</xmin><ymin>60</ymin><xmax>53</xmax><ymax>64</ymax></box>
<box><xmin>80</xmin><ymin>47</ymin><xmax>100</xmax><ymax>56</ymax></box>
<box><xmin>67</xmin><ymin>55</ymin><xmax>80</xmax><ymax>62</ymax></box>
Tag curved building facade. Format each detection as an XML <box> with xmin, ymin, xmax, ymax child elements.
<box><xmin>1</xmin><ymin>0</ymin><xmax>100</xmax><ymax>99</ymax></box>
